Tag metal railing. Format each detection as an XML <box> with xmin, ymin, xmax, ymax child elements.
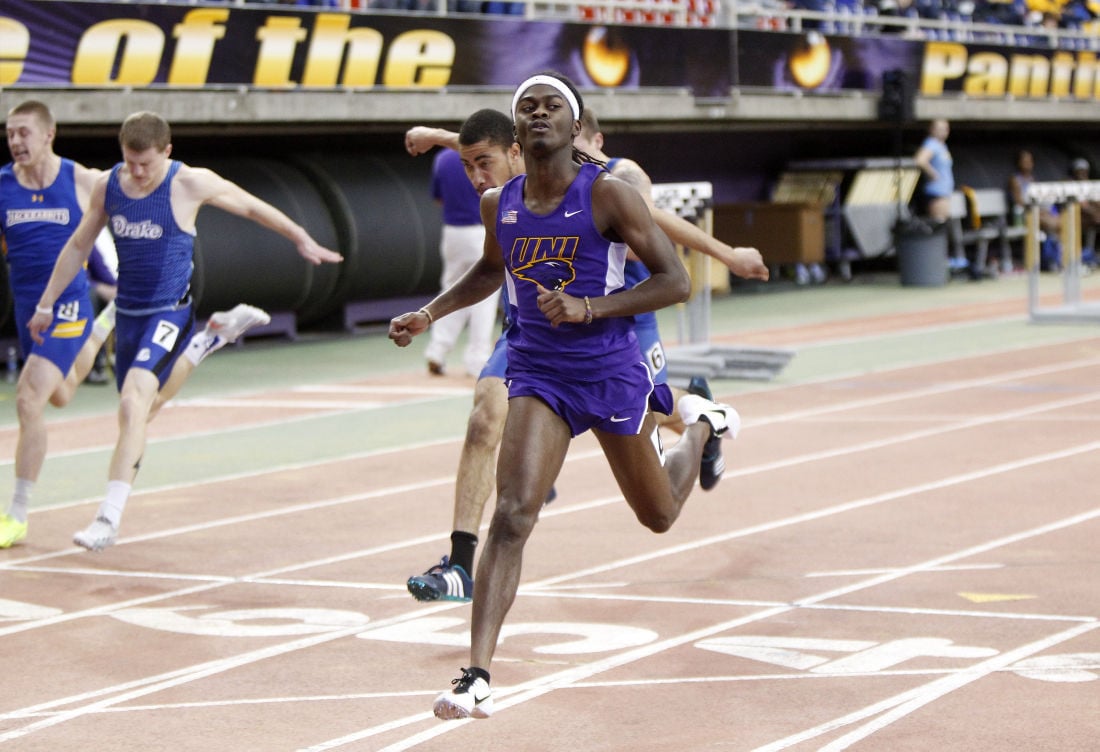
<box><xmin>247</xmin><ymin>0</ymin><xmax>1100</xmax><ymax>50</ymax></box>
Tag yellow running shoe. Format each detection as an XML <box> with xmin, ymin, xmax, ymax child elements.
<box><xmin>0</xmin><ymin>515</ymin><xmax>28</xmax><ymax>548</ymax></box>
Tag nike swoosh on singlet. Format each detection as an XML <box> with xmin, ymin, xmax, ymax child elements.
<box><xmin>564</xmin><ymin>209</ymin><xmax>584</xmax><ymax>217</ymax></box>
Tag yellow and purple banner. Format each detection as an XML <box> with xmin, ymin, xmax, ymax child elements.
<box><xmin>0</xmin><ymin>0</ymin><xmax>731</xmax><ymax>95</ymax></box>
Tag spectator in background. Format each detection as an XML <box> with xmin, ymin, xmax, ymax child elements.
<box><xmin>1060</xmin><ymin>0</ymin><xmax>1097</xmax><ymax>29</ymax></box>
<box><xmin>1009</xmin><ymin>148</ymin><xmax>1063</xmax><ymax>270</ymax></box>
<box><xmin>1070</xmin><ymin>157</ymin><xmax>1100</xmax><ymax>261</ymax></box>
<box><xmin>913</xmin><ymin>118</ymin><xmax>954</xmax><ymax>223</ymax></box>
<box><xmin>873</xmin><ymin>0</ymin><xmax>920</xmax><ymax>33</ymax></box>
<box><xmin>422</xmin><ymin>147</ymin><xmax>500</xmax><ymax>377</ymax></box>
<box><xmin>973</xmin><ymin>0</ymin><xmax>1028</xmax><ymax>26</ymax></box>
<box><xmin>1009</xmin><ymin>148</ymin><xmax>1062</xmax><ymax>236</ymax></box>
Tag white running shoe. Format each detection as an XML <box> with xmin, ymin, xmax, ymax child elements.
<box><xmin>73</xmin><ymin>516</ymin><xmax>118</xmax><ymax>551</ymax></box>
<box><xmin>433</xmin><ymin>668</ymin><xmax>493</xmax><ymax>720</ymax></box>
<box><xmin>677</xmin><ymin>393</ymin><xmax>741</xmax><ymax>440</ymax></box>
<box><xmin>205</xmin><ymin>304</ymin><xmax>271</xmax><ymax>344</ymax></box>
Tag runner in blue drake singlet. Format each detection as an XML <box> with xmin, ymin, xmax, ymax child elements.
<box><xmin>104</xmin><ymin>159</ymin><xmax>196</xmax><ymax>390</ymax></box>
<box><xmin>605</xmin><ymin>156</ymin><xmax>669</xmax><ymax>386</ymax></box>
<box><xmin>29</xmin><ymin>110</ymin><xmax>342</xmax><ymax>553</ymax></box>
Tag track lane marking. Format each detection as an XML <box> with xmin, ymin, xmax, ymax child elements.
<box><xmin>0</xmin><ymin>345</ymin><xmax>1095</xmax><ymax>746</ymax></box>
<box><xmin>307</xmin><ymin>460</ymin><xmax>1100</xmax><ymax>750</ymax></box>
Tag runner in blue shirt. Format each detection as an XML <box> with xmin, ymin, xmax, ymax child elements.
<box><xmin>0</xmin><ymin>100</ymin><xmax>115</xmax><ymax>548</ymax></box>
<box><xmin>29</xmin><ymin>111</ymin><xmax>343</xmax><ymax>551</ymax></box>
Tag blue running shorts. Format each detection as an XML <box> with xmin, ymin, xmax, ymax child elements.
<box><xmin>635</xmin><ymin>317</ymin><xmax>673</xmax><ymax>415</ymax></box>
<box><xmin>114</xmin><ymin>305</ymin><xmax>195</xmax><ymax>391</ymax></box>
<box><xmin>14</xmin><ymin>294</ymin><xmax>94</xmax><ymax>375</ymax></box>
<box><xmin>478</xmin><ymin>330</ymin><xmax>509</xmax><ymax>381</ymax></box>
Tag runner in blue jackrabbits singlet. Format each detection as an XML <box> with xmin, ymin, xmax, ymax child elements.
<box><xmin>0</xmin><ymin>158</ymin><xmax>94</xmax><ymax>369</ymax></box>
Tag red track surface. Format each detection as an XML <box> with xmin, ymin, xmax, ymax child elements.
<box><xmin>0</xmin><ymin>302</ymin><xmax>1097</xmax><ymax>751</ymax></box>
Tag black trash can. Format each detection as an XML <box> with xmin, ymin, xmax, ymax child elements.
<box><xmin>895</xmin><ymin>219</ymin><xmax>949</xmax><ymax>287</ymax></box>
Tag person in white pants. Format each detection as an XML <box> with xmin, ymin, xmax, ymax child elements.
<box><xmin>421</xmin><ymin>147</ymin><xmax>500</xmax><ymax>377</ymax></box>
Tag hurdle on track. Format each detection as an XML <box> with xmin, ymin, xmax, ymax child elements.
<box><xmin>1025</xmin><ymin>180</ymin><xmax>1100</xmax><ymax>324</ymax></box>
<box><xmin>652</xmin><ymin>181</ymin><xmax>795</xmax><ymax>383</ymax></box>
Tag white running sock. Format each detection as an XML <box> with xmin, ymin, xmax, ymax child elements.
<box><xmin>92</xmin><ymin>302</ymin><xmax>117</xmax><ymax>342</ymax></box>
<box><xmin>99</xmin><ymin>480</ymin><xmax>131</xmax><ymax>528</ymax></box>
<box><xmin>183</xmin><ymin>330</ymin><xmax>225</xmax><ymax>367</ymax></box>
<box><xmin>9</xmin><ymin>478</ymin><xmax>33</xmax><ymax>523</ymax></box>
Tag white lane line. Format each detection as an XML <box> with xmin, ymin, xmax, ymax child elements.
<box><xmin>0</xmin><ymin>470</ymin><xmax>466</xmax><ymax>569</ymax></box>
<box><xmin>731</xmin><ymin>321</ymin><xmax>1098</xmax><ymax>389</ymax></box>
<box><xmin>744</xmin><ymin>354</ymin><xmax>1100</xmax><ymax>427</ymax></box>
<box><xmin>757</xmin><ymin>622</ymin><xmax>1100</xmax><ymax>752</ymax></box>
<box><xmin>751</xmin><ymin>311</ymin><xmax>1042</xmax><ymax>350</ymax></box>
<box><xmin>519</xmin><ymin>590</ymin><xmax>1097</xmax><ymax>624</ymax></box>
<box><xmin>1</xmin><ymin>349</ymin><xmax>1094</xmax><ymax>539</ymax></box>
<box><xmin>0</xmin><ymin>390</ymin><xmax>473</xmax><ymax>466</ymax></box>
<box><xmin>292</xmin><ymin>385</ymin><xmax>474</xmax><ymax>396</ymax></box>
<box><xmin>714</xmin><ymin>387</ymin><xmax>1100</xmax><ymax>492</ymax></box>
<box><xmin>19</xmin><ymin>372</ymin><xmax>1090</xmax><ymax>571</ymax></box>
<box><xmin>526</xmin><ymin>442</ymin><xmax>1100</xmax><ymax>592</ymax></box>
<box><xmin>0</xmin><ymin>610</ymin><xmax>450</xmax><ymax>743</ymax></box>
<box><xmin>305</xmin><ymin>474</ymin><xmax>1100</xmax><ymax>751</ymax></box>
<box><xmin>177</xmin><ymin>399</ymin><xmax>387</xmax><ymax>410</ymax></box>
<box><xmin>0</xmin><ymin>449</ymin><xmax>1091</xmax><ymax>745</ymax></box>
<box><xmin>21</xmin><ymin>690</ymin><xmax>439</xmax><ymax>716</ymax></box>
<box><xmin>799</xmin><ymin>413</ymin><xmax>1100</xmax><ymax>423</ymax></box>
<box><xmin>0</xmin><ymin>594</ymin><xmax>469</xmax><ymax>727</ymax></box>
<box><xmin>1</xmin><ymin>348</ymin><xmax>1096</xmax><ymax>479</ymax></box>
<box><xmin>3</xmin><ymin>401</ymin><xmax>1096</xmax><ymax>607</ymax></box>
<box><xmin>0</xmin><ymin>350</ymin><xmax>1094</xmax><ymax>744</ymax></box>
<box><xmin>2</xmin><ymin>565</ymin><xmax>235</xmax><ymax>583</ymax></box>
<box><xmin>805</xmin><ymin>563</ymin><xmax>1005</xmax><ymax>577</ymax></box>
<box><xmin>30</xmin><ymin>658</ymin><xmax>1100</xmax><ymax>719</ymax></box>
<box><xmin>0</xmin><ymin>454</ymin><xmax>1095</xmax><ymax>746</ymax></box>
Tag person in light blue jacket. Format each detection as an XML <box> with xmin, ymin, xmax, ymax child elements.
<box><xmin>913</xmin><ymin>118</ymin><xmax>954</xmax><ymax>223</ymax></box>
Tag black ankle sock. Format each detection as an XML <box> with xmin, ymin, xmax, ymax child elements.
<box><xmin>449</xmin><ymin>530</ymin><xmax>478</xmax><ymax>574</ymax></box>
<box><xmin>469</xmin><ymin>666</ymin><xmax>490</xmax><ymax>683</ymax></box>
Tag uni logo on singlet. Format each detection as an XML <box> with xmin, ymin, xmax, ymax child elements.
<box><xmin>509</xmin><ymin>236</ymin><xmax>579</xmax><ymax>290</ymax></box>
<box><xmin>111</xmin><ymin>215</ymin><xmax>164</xmax><ymax>240</ymax></box>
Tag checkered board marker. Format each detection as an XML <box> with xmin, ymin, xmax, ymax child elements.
<box><xmin>1026</xmin><ymin>179</ymin><xmax>1100</xmax><ymax>205</ymax></box>
<box><xmin>652</xmin><ymin>182</ymin><xmax>713</xmax><ymax>221</ymax></box>
<box><xmin>651</xmin><ymin>182</ymin><xmax>795</xmax><ymax>383</ymax></box>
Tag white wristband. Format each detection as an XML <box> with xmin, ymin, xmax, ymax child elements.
<box><xmin>35</xmin><ymin>305</ymin><xmax>52</xmax><ymax>316</ymax></box>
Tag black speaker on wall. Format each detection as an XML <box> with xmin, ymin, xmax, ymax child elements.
<box><xmin>879</xmin><ymin>68</ymin><xmax>914</xmax><ymax>123</ymax></box>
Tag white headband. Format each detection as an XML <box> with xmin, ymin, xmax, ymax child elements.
<box><xmin>511</xmin><ymin>75</ymin><xmax>580</xmax><ymax>123</ymax></box>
